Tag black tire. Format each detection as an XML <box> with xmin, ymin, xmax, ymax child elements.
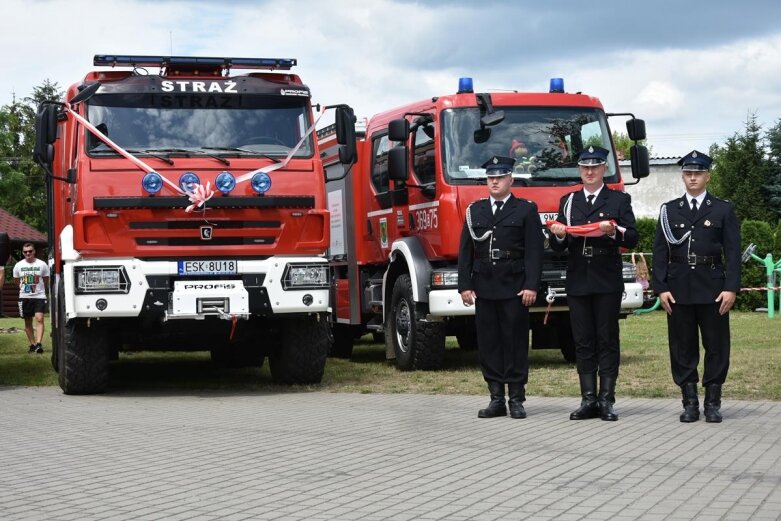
<box><xmin>389</xmin><ymin>274</ymin><xmax>445</xmax><ymax>370</ymax></box>
<box><xmin>269</xmin><ymin>315</ymin><xmax>329</xmax><ymax>384</ymax></box>
<box><xmin>59</xmin><ymin>318</ymin><xmax>110</xmax><ymax>395</ymax></box>
<box><xmin>329</xmin><ymin>323</ymin><xmax>354</xmax><ymax>359</ymax></box>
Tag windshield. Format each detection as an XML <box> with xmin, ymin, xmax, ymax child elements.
<box><xmin>86</xmin><ymin>93</ymin><xmax>313</xmax><ymax>157</ymax></box>
<box><xmin>441</xmin><ymin>107</ymin><xmax>617</xmax><ymax>186</ymax></box>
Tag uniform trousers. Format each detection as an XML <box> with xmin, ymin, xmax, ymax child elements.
<box><xmin>568</xmin><ymin>292</ymin><xmax>622</xmax><ymax>377</ymax></box>
<box><xmin>474</xmin><ymin>297</ymin><xmax>529</xmax><ymax>384</ymax></box>
<box><xmin>667</xmin><ymin>302</ymin><xmax>730</xmax><ymax>386</ymax></box>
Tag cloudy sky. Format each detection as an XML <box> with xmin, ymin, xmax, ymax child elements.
<box><xmin>2</xmin><ymin>0</ymin><xmax>780</xmax><ymax>157</ymax></box>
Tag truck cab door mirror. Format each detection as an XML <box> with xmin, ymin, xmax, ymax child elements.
<box><xmin>388</xmin><ymin>146</ymin><xmax>408</xmax><ymax>181</ymax></box>
<box><xmin>388</xmin><ymin>119</ymin><xmax>410</xmax><ymax>142</ymax></box>
<box><xmin>33</xmin><ymin>104</ymin><xmax>57</xmax><ymax>166</ymax></box>
<box><xmin>630</xmin><ymin>145</ymin><xmax>650</xmax><ymax>179</ymax></box>
<box><xmin>480</xmin><ymin>110</ymin><xmax>505</xmax><ymax>127</ymax></box>
<box><xmin>335</xmin><ymin>106</ymin><xmax>357</xmax><ymax>164</ymax></box>
<box><xmin>68</xmin><ymin>82</ymin><xmax>101</xmax><ymax>105</ymax></box>
<box><xmin>626</xmin><ymin>118</ymin><xmax>646</xmax><ymax>141</ymax></box>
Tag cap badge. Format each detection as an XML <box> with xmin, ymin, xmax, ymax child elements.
<box><xmin>588</xmin><ymin>146</ymin><xmax>594</xmax><ymax>153</ymax></box>
<box><xmin>692</xmin><ymin>151</ymin><xmax>698</xmax><ymax>158</ymax></box>
<box><xmin>492</xmin><ymin>157</ymin><xmax>499</xmax><ymax>164</ymax></box>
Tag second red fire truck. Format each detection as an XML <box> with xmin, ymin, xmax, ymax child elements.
<box><xmin>322</xmin><ymin>77</ymin><xmax>649</xmax><ymax>368</ymax></box>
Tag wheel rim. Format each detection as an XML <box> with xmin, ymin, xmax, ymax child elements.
<box><xmin>395</xmin><ymin>298</ymin><xmax>412</xmax><ymax>353</ymax></box>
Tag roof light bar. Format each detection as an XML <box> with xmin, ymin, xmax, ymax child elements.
<box><xmin>93</xmin><ymin>55</ymin><xmax>297</xmax><ymax>71</ymax></box>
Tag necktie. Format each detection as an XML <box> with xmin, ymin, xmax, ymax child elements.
<box><xmin>494</xmin><ymin>200</ymin><xmax>503</xmax><ymax>214</ymax></box>
<box><xmin>587</xmin><ymin>194</ymin><xmax>595</xmax><ymax>208</ymax></box>
<box><xmin>691</xmin><ymin>199</ymin><xmax>698</xmax><ymax>216</ymax></box>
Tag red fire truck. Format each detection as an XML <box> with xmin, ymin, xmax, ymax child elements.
<box><xmin>34</xmin><ymin>55</ymin><xmax>356</xmax><ymax>394</ymax></box>
<box><xmin>322</xmin><ymin>77</ymin><xmax>649</xmax><ymax>368</ymax></box>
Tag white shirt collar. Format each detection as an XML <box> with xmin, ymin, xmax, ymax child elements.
<box><xmin>583</xmin><ymin>184</ymin><xmax>604</xmax><ymax>200</ymax></box>
<box><xmin>490</xmin><ymin>194</ymin><xmax>511</xmax><ymax>205</ymax></box>
<box><xmin>686</xmin><ymin>192</ymin><xmax>706</xmax><ymax>206</ymax></box>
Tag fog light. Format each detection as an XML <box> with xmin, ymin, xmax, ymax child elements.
<box><xmin>95</xmin><ymin>298</ymin><xmax>108</xmax><ymax>311</ymax></box>
<box><xmin>302</xmin><ymin>294</ymin><xmax>313</xmax><ymax>306</ymax></box>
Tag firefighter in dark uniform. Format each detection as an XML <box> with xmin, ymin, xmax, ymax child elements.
<box><xmin>547</xmin><ymin>146</ymin><xmax>638</xmax><ymax>421</ymax></box>
<box><xmin>652</xmin><ymin>150</ymin><xmax>740</xmax><ymax>423</ymax></box>
<box><xmin>458</xmin><ymin>156</ymin><xmax>544</xmax><ymax>419</ymax></box>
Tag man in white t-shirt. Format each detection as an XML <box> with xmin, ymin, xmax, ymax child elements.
<box><xmin>13</xmin><ymin>243</ymin><xmax>49</xmax><ymax>354</ymax></box>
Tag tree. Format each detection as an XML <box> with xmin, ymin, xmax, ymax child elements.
<box><xmin>611</xmin><ymin>131</ymin><xmax>652</xmax><ymax>160</ymax></box>
<box><xmin>764</xmin><ymin>119</ymin><xmax>781</xmax><ymax>222</ymax></box>
<box><xmin>0</xmin><ymin>79</ymin><xmax>62</xmax><ymax>232</ymax></box>
<box><xmin>709</xmin><ymin>113</ymin><xmax>770</xmax><ymax>222</ymax></box>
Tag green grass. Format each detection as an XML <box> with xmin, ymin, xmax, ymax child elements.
<box><xmin>1</xmin><ymin>311</ymin><xmax>779</xmax><ymax>399</ymax></box>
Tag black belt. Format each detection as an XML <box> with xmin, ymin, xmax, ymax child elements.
<box><xmin>671</xmin><ymin>255</ymin><xmax>722</xmax><ymax>266</ymax></box>
<box><xmin>477</xmin><ymin>249</ymin><xmax>524</xmax><ymax>260</ymax></box>
<box><xmin>576</xmin><ymin>246</ymin><xmax>618</xmax><ymax>258</ymax></box>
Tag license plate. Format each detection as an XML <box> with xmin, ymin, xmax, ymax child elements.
<box><xmin>539</xmin><ymin>212</ymin><xmax>558</xmax><ymax>224</ymax></box>
<box><xmin>177</xmin><ymin>260</ymin><xmax>238</xmax><ymax>276</ymax></box>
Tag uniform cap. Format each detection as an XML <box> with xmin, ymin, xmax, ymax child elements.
<box><xmin>481</xmin><ymin>155</ymin><xmax>515</xmax><ymax>176</ymax></box>
<box><xmin>577</xmin><ymin>145</ymin><xmax>609</xmax><ymax>166</ymax></box>
<box><xmin>677</xmin><ymin>150</ymin><xmax>712</xmax><ymax>171</ymax></box>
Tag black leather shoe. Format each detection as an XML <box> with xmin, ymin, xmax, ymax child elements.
<box><xmin>570</xmin><ymin>373</ymin><xmax>599</xmax><ymax>420</ymax></box>
<box><xmin>478</xmin><ymin>382</ymin><xmax>507</xmax><ymax>418</ymax></box>
<box><xmin>704</xmin><ymin>384</ymin><xmax>723</xmax><ymax>423</ymax></box>
<box><xmin>508</xmin><ymin>384</ymin><xmax>527</xmax><ymax>419</ymax></box>
<box><xmin>598</xmin><ymin>376</ymin><xmax>618</xmax><ymax>421</ymax></box>
<box><xmin>680</xmin><ymin>383</ymin><xmax>700</xmax><ymax>423</ymax></box>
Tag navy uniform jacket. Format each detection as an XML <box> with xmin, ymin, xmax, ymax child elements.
<box><xmin>550</xmin><ymin>187</ymin><xmax>638</xmax><ymax>295</ymax></box>
<box><xmin>457</xmin><ymin>195</ymin><xmax>544</xmax><ymax>300</ymax></box>
<box><xmin>652</xmin><ymin>194</ymin><xmax>741</xmax><ymax>305</ymax></box>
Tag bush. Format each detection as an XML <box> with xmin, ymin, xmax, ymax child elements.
<box><xmin>634</xmin><ymin>217</ymin><xmax>657</xmax><ymax>254</ymax></box>
<box><xmin>738</xmin><ymin>220</ymin><xmax>774</xmax><ymax>311</ymax></box>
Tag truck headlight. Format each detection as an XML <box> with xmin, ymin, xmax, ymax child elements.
<box><xmin>282</xmin><ymin>263</ymin><xmax>329</xmax><ymax>290</ymax></box>
<box><xmin>74</xmin><ymin>266</ymin><xmax>130</xmax><ymax>294</ymax></box>
<box><xmin>431</xmin><ymin>269</ymin><xmax>458</xmax><ymax>289</ymax></box>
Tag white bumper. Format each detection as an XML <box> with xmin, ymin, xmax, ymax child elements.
<box><xmin>427</xmin><ymin>282</ymin><xmax>645</xmax><ymax>318</ymax></box>
<box><xmin>63</xmin><ymin>256</ymin><xmax>329</xmax><ymax>320</ymax></box>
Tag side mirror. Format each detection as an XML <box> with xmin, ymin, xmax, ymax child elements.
<box><xmin>626</xmin><ymin>118</ymin><xmax>646</xmax><ymax>141</ymax></box>
<box><xmin>630</xmin><ymin>145</ymin><xmax>650</xmax><ymax>179</ymax></box>
<box><xmin>68</xmin><ymin>82</ymin><xmax>101</xmax><ymax>105</ymax></box>
<box><xmin>33</xmin><ymin>104</ymin><xmax>57</xmax><ymax>166</ymax></box>
<box><xmin>388</xmin><ymin>119</ymin><xmax>410</xmax><ymax>142</ymax></box>
<box><xmin>474</xmin><ymin>127</ymin><xmax>491</xmax><ymax>144</ymax></box>
<box><xmin>335</xmin><ymin>106</ymin><xmax>357</xmax><ymax>164</ymax></box>
<box><xmin>388</xmin><ymin>146</ymin><xmax>408</xmax><ymax>181</ymax></box>
<box><xmin>0</xmin><ymin>231</ymin><xmax>9</xmax><ymax>265</ymax></box>
<box><xmin>480</xmin><ymin>110</ymin><xmax>505</xmax><ymax>127</ymax></box>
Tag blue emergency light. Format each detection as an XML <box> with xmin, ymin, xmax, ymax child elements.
<box><xmin>458</xmin><ymin>77</ymin><xmax>474</xmax><ymax>94</ymax></box>
<box><xmin>179</xmin><ymin>172</ymin><xmax>200</xmax><ymax>192</ymax></box>
<box><xmin>93</xmin><ymin>55</ymin><xmax>297</xmax><ymax>70</ymax></box>
<box><xmin>550</xmin><ymin>78</ymin><xmax>565</xmax><ymax>93</ymax></box>
<box><xmin>215</xmin><ymin>171</ymin><xmax>236</xmax><ymax>194</ymax></box>
<box><xmin>251</xmin><ymin>172</ymin><xmax>272</xmax><ymax>194</ymax></box>
<box><xmin>142</xmin><ymin>172</ymin><xmax>163</xmax><ymax>194</ymax></box>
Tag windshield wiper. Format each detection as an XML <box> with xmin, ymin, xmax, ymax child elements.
<box><xmin>123</xmin><ymin>148</ymin><xmax>175</xmax><ymax>165</ymax></box>
<box><xmin>145</xmin><ymin>148</ymin><xmax>231</xmax><ymax>166</ymax></box>
<box><xmin>202</xmin><ymin>146</ymin><xmax>282</xmax><ymax>164</ymax></box>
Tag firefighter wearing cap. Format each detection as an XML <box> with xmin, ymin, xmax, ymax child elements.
<box><xmin>458</xmin><ymin>155</ymin><xmax>544</xmax><ymax>419</ymax></box>
<box><xmin>547</xmin><ymin>145</ymin><xmax>638</xmax><ymax>421</ymax></box>
<box><xmin>652</xmin><ymin>150</ymin><xmax>741</xmax><ymax>423</ymax></box>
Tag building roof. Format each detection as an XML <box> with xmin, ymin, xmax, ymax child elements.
<box><xmin>0</xmin><ymin>208</ymin><xmax>47</xmax><ymax>243</ymax></box>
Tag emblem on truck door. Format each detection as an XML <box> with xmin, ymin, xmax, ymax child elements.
<box><xmin>200</xmin><ymin>225</ymin><xmax>213</xmax><ymax>240</ymax></box>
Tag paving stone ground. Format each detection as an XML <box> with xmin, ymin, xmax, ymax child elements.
<box><xmin>0</xmin><ymin>387</ymin><xmax>779</xmax><ymax>520</ymax></box>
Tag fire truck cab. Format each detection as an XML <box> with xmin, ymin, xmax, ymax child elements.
<box><xmin>323</xmin><ymin>77</ymin><xmax>649</xmax><ymax>368</ymax></box>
